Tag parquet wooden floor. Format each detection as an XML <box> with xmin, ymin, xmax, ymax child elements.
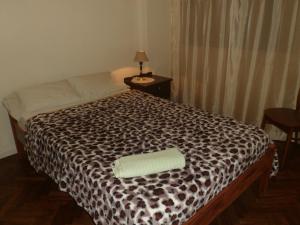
<box><xmin>0</xmin><ymin>142</ymin><xmax>299</xmax><ymax>225</ymax></box>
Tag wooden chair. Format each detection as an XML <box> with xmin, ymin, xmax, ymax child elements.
<box><xmin>261</xmin><ymin>89</ymin><xmax>300</xmax><ymax>168</ymax></box>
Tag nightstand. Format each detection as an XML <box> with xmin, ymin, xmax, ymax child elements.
<box><xmin>124</xmin><ymin>75</ymin><xmax>172</xmax><ymax>99</ymax></box>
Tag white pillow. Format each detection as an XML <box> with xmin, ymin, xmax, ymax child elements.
<box><xmin>16</xmin><ymin>80</ymin><xmax>81</xmax><ymax>113</ymax></box>
<box><xmin>67</xmin><ymin>72</ymin><xmax>128</xmax><ymax>100</ymax></box>
<box><xmin>2</xmin><ymin>93</ymin><xmax>23</xmax><ymax>120</ymax></box>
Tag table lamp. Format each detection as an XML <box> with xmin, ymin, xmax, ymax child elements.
<box><xmin>134</xmin><ymin>51</ymin><xmax>149</xmax><ymax>76</ymax></box>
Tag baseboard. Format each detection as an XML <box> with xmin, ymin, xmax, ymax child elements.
<box><xmin>0</xmin><ymin>147</ymin><xmax>17</xmax><ymax>159</ymax></box>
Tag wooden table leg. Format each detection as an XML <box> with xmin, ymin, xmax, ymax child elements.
<box><xmin>281</xmin><ymin>130</ymin><xmax>293</xmax><ymax>169</ymax></box>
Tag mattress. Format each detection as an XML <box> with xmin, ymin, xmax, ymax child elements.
<box><xmin>25</xmin><ymin>90</ymin><xmax>278</xmax><ymax>225</ymax></box>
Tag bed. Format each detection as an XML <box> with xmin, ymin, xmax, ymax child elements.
<box><xmin>3</xmin><ymin>72</ymin><xmax>278</xmax><ymax>225</ymax></box>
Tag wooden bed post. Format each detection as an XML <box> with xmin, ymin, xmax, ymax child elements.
<box><xmin>258</xmin><ymin>144</ymin><xmax>276</xmax><ymax>196</ymax></box>
<box><xmin>8</xmin><ymin>115</ymin><xmax>26</xmax><ymax>157</ymax></box>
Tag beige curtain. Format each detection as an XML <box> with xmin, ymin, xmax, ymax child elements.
<box><xmin>171</xmin><ymin>0</ymin><xmax>300</xmax><ymax>133</ymax></box>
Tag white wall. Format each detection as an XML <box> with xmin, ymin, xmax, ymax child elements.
<box><xmin>134</xmin><ymin>0</ymin><xmax>171</xmax><ymax>76</ymax></box>
<box><xmin>146</xmin><ymin>0</ymin><xmax>171</xmax><ymax>76</ymax></box>
<box><xmin>0</xmin><ymin>0</ymin><xmax>171</xmax><ymax>158</ymax></box>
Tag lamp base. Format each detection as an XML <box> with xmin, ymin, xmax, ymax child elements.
<box><xmin>136</xmin><ymin>72</ymin><xmax>152</xmax><ymax>77</ymax></box>
<box><xmin>131</xmin><ymin>76</ymin><xmax>154</xmax><ymax>84</ymax></box>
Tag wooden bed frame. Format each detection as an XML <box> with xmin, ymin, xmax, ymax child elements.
<box><xmin>8</xmin><ymin>114</ymin><xmax>276</xmax><ymax>225</ymax></box>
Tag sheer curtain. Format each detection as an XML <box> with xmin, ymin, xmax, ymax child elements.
<box><xmin>171</xmin><ymin>0</ymin><xmax>300</xmax><ymax>136</ymax></box>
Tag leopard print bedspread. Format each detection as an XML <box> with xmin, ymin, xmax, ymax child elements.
<box><xmin>25</xmin><ymin>90</ymin><xmax>278</xmax><ymax>225</ymax></box>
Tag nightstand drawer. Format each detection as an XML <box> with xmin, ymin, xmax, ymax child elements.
<box><xmin>144</xmin><ymin>82</ymin><xmax>170</xmax><ymax>99</ymax></box>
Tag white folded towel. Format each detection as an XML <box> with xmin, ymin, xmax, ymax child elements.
<box><xmin>113</xmin><ymin>148</ymin><xmax>186</xmax><ymax>178</ymax></box>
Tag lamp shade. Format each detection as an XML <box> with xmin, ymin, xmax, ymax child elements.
<box><xmin>134</xmin><ymin>51</ymin><xmax>149</xmax><ymax>62</ymax></box>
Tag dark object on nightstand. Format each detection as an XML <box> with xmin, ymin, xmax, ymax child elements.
<box><xmin>124</xmin><ymin>75</ymin><xmax>172</xmax><ymax>99</ymax></box>
<box><xmin>261</xmin><ymin>88</ymin><xmax>300</xmax><ymax>169</ymax></box>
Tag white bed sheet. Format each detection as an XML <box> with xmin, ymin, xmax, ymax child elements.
<box><xmin>6</xmin><ymin>89</ymin><xmax>130</xmax><ymax>131</ymax></box>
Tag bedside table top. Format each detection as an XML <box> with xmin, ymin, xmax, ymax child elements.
<box><xmin>124</xmin><ymin>75</ymin><xmax>172</xmax><ymax>87</ymax></box>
